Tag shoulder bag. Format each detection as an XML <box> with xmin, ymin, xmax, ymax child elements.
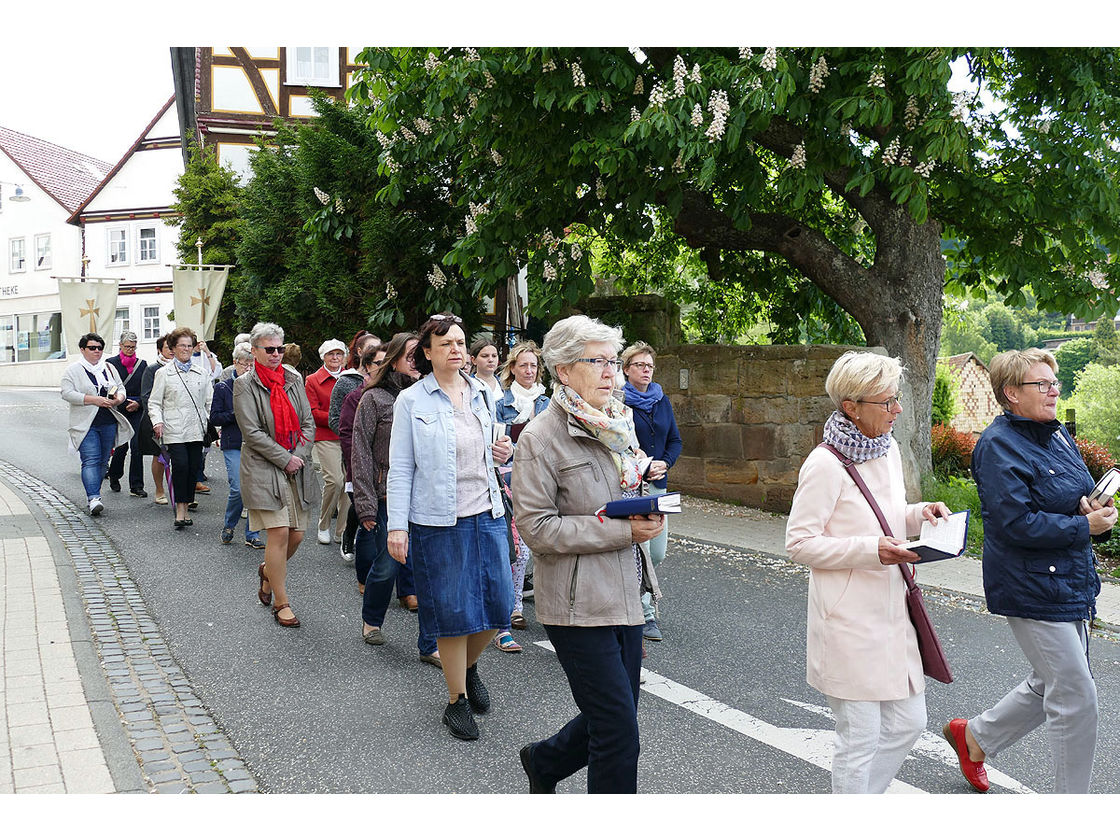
<box><xmin>820</xmin><ymin>443</ymin><xmax>954</xmax><ymax>684</ymax></box>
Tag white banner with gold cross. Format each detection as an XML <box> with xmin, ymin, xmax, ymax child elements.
<box><xmin>58</xmin><ymin>277</ymin><xmax>119</xmax><ymax>355</ymax></box>
<box><xmin>172</xmin><ymin>267</ymin><xmax>228</xmax><ymax>341</ymax></box>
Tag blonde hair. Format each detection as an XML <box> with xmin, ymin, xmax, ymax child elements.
<box><xmin>988</xmin><ymin>348</ymin><xmax>1058</xmax><ymax>410</ymax></box>
<box><xmin>824</xmin><ymin>351</ymin><xmax>904</xmax><ymax>410</ymax></box>
<box><xmin>622</xmin><ymin>341</ymin><xmax>656</xmax><ymax>369</ymax></box>
<box><xmin>500</xmin><ymin>340</ymin><xmax>543</xmax><ymax>389</ymax></box>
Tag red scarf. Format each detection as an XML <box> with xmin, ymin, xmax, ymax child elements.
<box><xmin>254</xmin><ymin>362</ymin><xmax>307</xmax><ymax>450</ymax></box>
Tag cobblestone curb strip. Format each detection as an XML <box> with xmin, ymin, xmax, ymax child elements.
<box><xmin>0</xmin><ymin>460</ymin><xmax>259</xmax><ymax>794</ymax></box>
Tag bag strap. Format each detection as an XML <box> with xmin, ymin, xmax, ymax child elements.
<box><xmin>819</xmin><ymin>443</ymin><xmax>919</xmax><ymax>590</ymax></box>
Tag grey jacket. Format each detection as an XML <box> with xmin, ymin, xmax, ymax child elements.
<box><xmin>233</xmin><ymin>365</ymin><xmax>316</xmax><ymax>512</ymax></box>
<box><xmin>60</xmin><ymin>362</ymin><xmax>134</xmax><ymax>451</ymax></box>
<box><xmin>512</xmin><ymin>402</ymin><xmax>661</xmax><ymax>627</ymax></box>
<box><xmin>148</xmin><ymin>363</ymin><xmax>213</xmax><ymax>444</ymax></box>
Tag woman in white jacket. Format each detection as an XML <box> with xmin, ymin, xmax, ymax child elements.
<box><xmin>60</xmin><ymin>333</ymin><xmax>133</xmax><ymax>516</ymax></box>
<box><xmin>149</xmin><ymin>327</ymin><xmax>213</xmax><ymax>529</ymax></box>
<box><xmin>785</xmin><ymin>351</ymin><xmax>949</xmax><ymax>794</ymax></box>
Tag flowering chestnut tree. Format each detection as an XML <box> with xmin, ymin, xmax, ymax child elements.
<box><xmin>349</xmin><ymin>47</ymin><xmax>1120</xmax><ymax>475</ymax></box>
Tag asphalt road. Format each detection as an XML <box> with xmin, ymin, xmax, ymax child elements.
<box><xmin>6</xmin><ymin>385</ymin><xmax>1120</xmax><ymax>794</ymax></box>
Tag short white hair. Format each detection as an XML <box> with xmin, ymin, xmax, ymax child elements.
<box><xmin>825</xmin><ymin>350</ymin><xmax>904</xmax><ymax>409</ymax></box>
<box><xmin>249</xmin><ymin>322</ymin><xmax>284</xmax><ymax>347</ymax></box>
<box><xmin>118</xmin><ymin>330</ymin><xmax>138</xmax><ymax>343</ymax></box>
<box><xmin>234</xmin><ymin>332</ymin><xmax>251</xmax><ymax>345</ymax></box>
<box><xmin>232</xmin><ymin>342</ymin><xmax>253</xmax><ymax>363</ymax></box>
<box><xmin>541</xmin><ymin>315</ymin><xmax>624</xmax><ymax>382</ymax></box>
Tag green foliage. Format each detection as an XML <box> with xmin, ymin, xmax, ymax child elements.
<box><xmin>1074</xmin><ymin>435</ymin><xmax>1117</xmax><ymax>481</ymax></box>
<box><xmin>939</xmin><ymin>303</ymin><xmax>998</xmax><ymax>364</ymax></box>
<box><xmin>1091</xmin><ymin>316</ymin><xmax>1120</xmax><ymax>366</ymax></box>
<box><xmin>1063</xmin><ymin>363</ymin><xmax>1120</xmax><ymax>459</ymax></box>
<box><xmin>1054</xmin><ymin>337</ymin><xmax>1096</xmax><ymax>393</ymax></box>
<box><xmin>931</xmin><ymin>365</ymin><xmax>959</xmax><ymax>426</ymax></box>
<box><xmin>919</xmin><ymin>472</ymin><xmax>984</xmax><ymax>558</ymax></box>
<box><xmin>980</xmin><ymin>302</ymin><xmax>1037</xmax><ymax>352</ymax></box>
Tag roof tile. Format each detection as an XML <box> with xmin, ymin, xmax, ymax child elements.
<box><xmin>0</xmin><ymin>125</ymin><xmax>111</xmax><ymax>213</ymax></box>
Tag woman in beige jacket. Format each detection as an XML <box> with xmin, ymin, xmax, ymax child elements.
<box><xmin>512</xmin><ymin>315</ymin><xmax>662</xmax><ymax>794</ymax></box>
<box><xmin>785</xmin><ymin>351</ymin><xmax>949</xmax><ymax>794</ymax></box>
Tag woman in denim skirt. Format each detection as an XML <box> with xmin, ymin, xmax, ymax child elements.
<box><xmin>386</xmin><ymin>313</ymin><xmax>514</xmax><ymax>740</ymax></box>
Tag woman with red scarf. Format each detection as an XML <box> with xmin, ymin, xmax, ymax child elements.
<box><xmin>234</xmin><ymin>322</ymin><xmax>316</xmax><ymax>628</ymax></box>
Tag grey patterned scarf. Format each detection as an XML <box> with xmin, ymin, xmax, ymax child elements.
<box><xmin>822</xmin><ymin>410</ymin><xmax>892</xmax><ymax>463</ymax></box>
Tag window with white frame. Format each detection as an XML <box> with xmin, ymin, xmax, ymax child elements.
<box><xmin>137</xmin><ymin>225</ymin><xmax>158</xmax><ymax>263</ymax></box>
<box><xmin>142</xmin><ymin>305</ymin><xmax>160</xmax><ymax>339</ymax></box>
<box><xmin>114</xmin><ymin>307</ymin><xmax>130</xmax><ymax>337</ymax></box>
<box><xmin>9</xmin><ymin>238</ymin><xmax>26</xmax><ymax>272</ymax></box>
<box><xmin>34</xmin><ymin>234</ymin><xmax>51</xmax><ymax>270</ymax></box>
<box><xmin>286</xmin><ymin>47</ymin><xmax>339</xmax><ymax>87</ymax></box>
<box><xmin>107</xmin><ymin>227</ymin><xmax>128</xmax><ymax>265</ymax></box>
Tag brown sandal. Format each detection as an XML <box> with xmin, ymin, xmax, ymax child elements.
<box><xmin>272</xmin><ymin>602</ymin><xmax>300</xmax><ymax>627</ymax></box>
<box><xmin>257</xmin><ymin>562</ymin><xmax>272</xmax><ymax>606</ymax></box>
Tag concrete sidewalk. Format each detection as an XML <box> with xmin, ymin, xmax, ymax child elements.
<box><xmin>672</xmin><ymin>494</ymin><xmax>1120</xmax><ymax>628</ymax></box>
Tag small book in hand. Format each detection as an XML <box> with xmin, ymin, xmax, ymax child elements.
<box><xmin>899</xmin><ymin>510</ymin><xmax>970</xmax><ymax>563</ymax></box>
<box><xmin>1089</xmin><ymin>468</ymin><xmax>1120</xmax><ymax>504</ymax></box>
<box><xmin>596</xmin><ymin>492</ymin><xmax>681</xmax><ymax>521</ymax></box>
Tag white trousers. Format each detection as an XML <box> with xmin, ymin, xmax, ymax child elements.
<box><xmin>826</xmin><ymin>692</ymin><xmax>926</xmax><ymax>793</ymax></box>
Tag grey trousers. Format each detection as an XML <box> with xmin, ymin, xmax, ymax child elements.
<box><xmin>970</xmin><ymin>617</ymin><xmax>1097</xmax><ymax>793</ymax></box>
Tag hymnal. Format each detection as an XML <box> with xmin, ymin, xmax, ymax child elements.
<box><xmin>1088</xmin><ymin>468</ymin><xmax>1120</xmax><ymax>504</ymax></box>
<box><xmin>596</xmin><ymin>493</ymin><xmax>681</xmax><ymax>520</ymax></box>
<box><xmin>899</xmin><ymin>510</ymin><xmax>970</xmax><ymax>563</ymax></box>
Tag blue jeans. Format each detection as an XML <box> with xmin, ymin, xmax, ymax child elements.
<box><xmin>358</xmin><ymin>505</ymin><xmax>436</xmax><ymax>655</ymax></box>
<box><xmin>530</xmin><ymin>623</ymin><xmax>644</xmax><ymax>793</ymax></box>
<box><xmin>221</xmin><ymin>448</ymin><xmax>259</xmax><ymax>540</ymax></box>
<box><xmin>353</xmin><ymin>496</ymin><xmax>415</xmax><ymax>597</ymax></box>
<box><xmin>78</xmin><ymin>423</ymin><xmax>117</xmax><ymax>500</ymax></box>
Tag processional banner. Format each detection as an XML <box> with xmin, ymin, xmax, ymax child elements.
<box><xmin>58</xmin><ymin>278</ymin><xmax>118</xmax><ymax>355</ymax></box>
<box><xmin>172</xmin><ymin>267</ymin><xmax>228</xmax><ymax>341</ymax></box>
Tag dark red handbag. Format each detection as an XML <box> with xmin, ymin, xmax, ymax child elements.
<box><xmin>820</xmin><ymin>444</ymin><xmax>954</xmax><ymax>684</ymax></box>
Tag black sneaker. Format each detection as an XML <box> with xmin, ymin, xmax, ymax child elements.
<box><xmin>130</xmin><ymin>488</ymin><xmax>147</xmax><ymax>498</ymax></box>
<box><xmin>519</xmin><ymin>743</ymin><xmax>555</xmax><ymax>793</ymax></box>
<box><xmin>109</xmin><ymin>478</ymin><xmax>121</xmax><ymax>493</ymax></box>
<box><xmin>522</xmin><ymin>574</ymin><xmax>534</xmax><ymax>599</ymax></box>
<box><xmin>465</xmin><ymin>663</ymin><xmax>490</xmax><ymax>713</ymax></box>
<box><xmin>442</xmin><ymin>695</ymin><xmax>479</xmax><ymax>740</ymax></box>
<box><xmin>221</xmin><ymin>527</ymin><xmax>234</xmax><ymax>545</ymax></box>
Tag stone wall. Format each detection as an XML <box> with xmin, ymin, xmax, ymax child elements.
<box><xmin>657</xmin><ymin>344</ymin><xmax>903</xmax><ymax>513</ymax></box>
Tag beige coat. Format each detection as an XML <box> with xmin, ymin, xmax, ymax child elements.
<box><xmin>785</xmin><ymin>442</ymin><xmax>928</xmax><ymax>702</ymax></box>
<box><xmin>512</xmin><ymin>402</ymin><xmax>660</xmax><ymax>627</ymax></box>
<box><xmin>147</xmin><ymin>364</ymin><xmax>213</xmax><ymax>444</ymax></box>
<box><xmin>60</xmin><ymin>362</ymin><xmax>134</xmax><ymax>451</ymax></box>
<box><xmin>233</xmin><ymin>365</ymin><xmax>316</xmax><ymax>512</ymax></box>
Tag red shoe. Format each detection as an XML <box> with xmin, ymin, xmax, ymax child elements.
<box><xmin>943</xmin><ymin>719</ymin><xmax>989</xmax><ymax>792</ymax></box>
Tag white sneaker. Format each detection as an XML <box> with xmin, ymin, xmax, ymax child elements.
<box><xmin>241</xmin><ymin>510</ymin><xmax>248</xmax><ymax>519</ymax></box>
<box><xmin>317</xmin><ymin>529</ymin><xmax>332</xmax><ymax>544</ymax></box>
<box><xmin>88</xmin><ymin>498</ymin><xmax>104</xmax><ymax>517</ymax></box>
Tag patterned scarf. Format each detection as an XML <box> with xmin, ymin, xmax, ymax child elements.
<box><xmin>822</xmin><ymin>410</ymin><xmax>892</xmax><ymax>463</ymax></box>
<box><xmin>255</xmin><ymin>361</ymin><xmax>306</xmax><ymax>451</ymax></box>
<box><xmin>552</xmin><ymin>385</ymin><xmax>643</xmax><ymax>490</ymax></box>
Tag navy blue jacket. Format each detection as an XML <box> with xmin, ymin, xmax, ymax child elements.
<box><xmin>972</xmin><ymin>412</ymin><xmax>1100</xmax><ymax>621</ymax></box>
<box><xmin>624</xmin><ymin>391</ymin><xmax>683</xmax><ymax>491</ymax></box>
<box><xmin>209</xmin><ymin>377</ymin><xmax>242</xmax><ymax>450</ymax></box>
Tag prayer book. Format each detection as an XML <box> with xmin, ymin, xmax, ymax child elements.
<box><xmin>596</xmin><ymin>493</ymin><xmax>682</xmax><ymax>520</ymax></box>
<box><xmin>1089</xmin><ymin>468</ymin><xmax>1120</xmax><ymax>504</ymax></box>
<box><xmin>900</xmin><ymin>510</ymin><xmax>970</xmax><ymax>563</ymax></box>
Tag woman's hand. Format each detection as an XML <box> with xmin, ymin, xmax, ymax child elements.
<box><xmin>153</xmin><ymin>422</ymin><xmax>164</xmax><ymax>439</ymax></box>
<box><xmin>284</xmin><ymin>455</ymin><xmax>304</xmax><ymax>475</ymax></box>
<box><xmin>387</xmin><ymin>530</ymin><xmax>409</xmax><ymax>565</ymax></box>
<box><xmin>361</xmin><ymin>519</ymin><xmax>377</xmax><ymax>532</ymax></box>
<box><xmin>630</xmin><ymin>514</ymin><xmax>664</xmax><ymax>543</ymax></box>
<box><xmin>921</xmin><ymin>501</ymin><xmax>952</xmax><ymax>523</ymax></box>
<box><xmin>1086</xmin><ymin>501</ymin><xmax>1118</xmax><ymax>535</ymax></box>
<box><xmin>878</xmin><ymin>536</ymin><xmax>920</xmax><ymax>565</ymax></box>
<box><xmin>492</xmin><ymin>434</ymin><xmax>513</xmax><ymax>464</ymax></box>
<box><xmin>647</xmin><ymin>460</ymin><xmax>669</xmax><ymax>482</ymax></box>
<box><xmin>124</xmin><ymin>399</ymin><xmax>140</xmax><ymax>413</ymax></box>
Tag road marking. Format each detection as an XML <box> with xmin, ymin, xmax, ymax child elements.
<box><xmin>535</xmin><ymin>641</ymin><xmax>1033</xmax><ymax>794</ymax></box>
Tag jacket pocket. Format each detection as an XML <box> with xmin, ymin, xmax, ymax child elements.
<box><xmin>1024</xmin><ymin>556</ymin><xmax>1067</xmax><ymax>603</ymax></box>
<box><xmin>817</xmin><ymin>568</ymin><xmax>854</xmax><ymax>620</ymax></box>
<box><xmin>413</xmin><ymin>412</ymin><xmax>444</xmax><ymax>469</ymax></box>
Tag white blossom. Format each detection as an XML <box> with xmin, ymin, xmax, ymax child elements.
<box><xmin>672</xmin><ymin>152</ymin><xmax>685</xmax><ymax>173</ymax></box>
<box><xmin>465</xmin><ymin>216</ymin><xmax>477</xmax><ymax>235</ymax></box>
<box><xmin>424</xmin><ymin>52</ymin><xmax>442</xmax><ymax>73</ymax></box>
<box><xmin>427</xmin><ymin>265</ymin><xmax>448</xmax><ymax>289</ymax></box>
<box><xmin>904</xmin><ymin>95</ymin><xmax>921</xmax><ymax>131</ymax></box>
<box><xmin>542</xmin><ymin>57</ymin><xmax>556</xmax><ymax>72</ymax></box>
<box><xmin>631</xmin><ymin>106</ymin><xmax>642</xmax><ymax>122</ymax></box>
<box><xmin>468</xmin><ymin>93</ymin><xmax>479</xmax><ymax>110</ymax></box>
<box><xmin>951</xmin><ymin>91</ymin><xmax>969</xmax><ymax>121</ymax></box>
<box><xmin>790</xmin><ymin>143</ymin><xmax>806</xmax><ymax>169</ymax></box>
<box><xmin>376</xmin><ymin>131</ymin><xmax>391</xmax><ymax>149</ymax></box>
<box><xmin>808</xmin><ymin>56</ymin><xmax>829</xmax><ymax>93</ymax></box>
<box><xmin>313</xmin><ymin>186</ymin><xmax>331</xmax><ymax>205</ymax></box>
<box><xmin>881</xmin><ymin>137</ymin><xmax>900</xmax><ymax>166</ymax></box>
<box><xmin>690</xmin><ymin>103</ymin><xmax>704</xmax><ymax>127</ymax></box>
<box><xmin>469</xmin><ymin>201</ymin><xmax>489</xmax><ymax>219</ymax></box>
<box><xmin>491</xmin><ymin>149</ymin><xmax>503</xmax><ymax>166</ymax></box>
<box><xmin>464</xmin><ymin>48</ymin><xmax>480</xmax><ymax>62</ymax></box>
<box><xmin>576</xmin><ymin>183</ymin><xmax>589</xmax><ymax>198</ymax></box>
<box><xmin>570</xmin><ymin>243</ymin><xmax>582</xmax><ymax>261</ymax></box>
<box><xmin>1039</xmin><ymin>119</ymin><xmax>1052</xmax><ymax>134</ymax></box>
<box><xmin>1089</xmin><ymin>268</ymin><xmax>1108</xmax><ymax>289</ymax></box>
<box><xmin>868</xmin><ymin>66</ymin><xmax>886</xmax><ymax>89</ymax></box>
<box><xmin>543</xmin><ymin>261</ymin><xmax>557</xmax><ymax>281</ymax></box>
<box><xmin>571</xmin><ymin>61</ymin><xmax>586</xmax><ymax>88</ymax></box>
<box><xmin>483</xmin><ymin>69</ymin><xmax>496</xmax><ymax>88</ymax></box>
<box><xmin>746</xmin><ymin>76</ymin><xmax>762</xmax><ymax>91</ymax></box>
<box><xmin>690</xmin><ymin>63</ymin><xmax>702</xmax><ymax>84</ymax></box>
<box><xmin>649</xmin><ymin>81</ymin><xmax>668</xmax><ymax>108</ymax></box>
<box><xmin>898</xmin><ymin>146</ymin><xmax>912</xmax><ymax>167</ymax></box>
<box><xmin>383</xmin><ymin>153</ymin><xmax>400</xmax><ymax>175</ymax></box>
<box><xmin>914</xmin><ymin>159</ymin><xmax>935</xmax><ymax>178</ymax></box>
<box><xmin>414</xmin><ymin>117</ymin><xmax>432</xmax><ymax>135</ymax></box>
<box><xmin>672</xmin><ymin>55</ymin><xmax>687</xmax><ymax>97</ymax></box>
<box><xmin>600</xmin><ymin>96</ymin><xmax>611</xmax><ymax>113</ymax></box>
<box><xmin>596</xmin><ymin>178</ymin><xmax>606</xmax><ymax>200</ymax></box>
<box><xmin>739</xmin><ymin>47</ymin><xmax>753</xmax><ymax>60</ymax></box>
<box><xmin>334</xmin><ymin>197</ymin><xmax>345</xmax><ymax>213</ymax></box>
<box><xmin>384</xmin><ymin>282</ymin><xmax>397</xmax><ymax>300</ymax></box>
<box><xmin>705</xmin><ymin>89</ymin><xmax>730</xmax><ymax>143</ymax></box>
<box><xmin>399</xmin><ymin>126</ymin><xmax>417</xmax><ymax>143</ymax></box>
<box><xmin>1011</xmin><ymin>231</ymin><xmax>1024</xmax><ymax>247</ymax></box>
<box><xmin>760</xmin><ymin>48</ymin><xmax>778</xmax><ymax>72</ymax></box>
<box><xmin>633</xmin><ymin>75</ymin><xmax>644</xmax><ymax>95</ymax></box>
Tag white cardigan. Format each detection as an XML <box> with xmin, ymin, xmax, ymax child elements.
<box><xmin>785</xmin><ymin>441</ymin><xmax>928</xmax><ymax>702</ymax></box>
<box><xmin>60</xmin><ymin>362</ymin><xmax>134</xmax><ymax>452</ymax></box>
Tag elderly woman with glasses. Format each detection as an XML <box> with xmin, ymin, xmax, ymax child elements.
<box><xmin>943</xmin><ymin>349</ymin><xmax>1115</xmax><ymax>794</ymax></box>
<box><xmin>149</xmin><ymin>327</ymin><xmax>214</xmax><ymax>529</ymax></box>
<box><xmin>785</xmin><ymin>350</ymin><xmax>950</xmax><ymax>794</ymax></box>
<box><xmin>513</xmin><ymin>315</ymin><xmax>663</xmax><ymax>794</ymax></box>
<box><xmin>387</xmin><ymin>313</ymin><xmax>514</xmax><ymax>740</ymax></box>
<box><xmin>234</xmin><ymin>323</ymin><xmax>316</xmax><ymax>628</ymax></box>
<box><xmin>61</xmin><ymin>332</ymin><xmax>132</xmax><ymax>516</ymax></box>
<box><xmin>210</xmin><ymin>342</ymin><xmax>263</xmax><ymax>549</ymax></box>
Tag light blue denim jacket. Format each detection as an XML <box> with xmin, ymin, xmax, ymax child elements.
<box><xmin>387</xmin><ymin>371</ymin><xmax>505</xmax><ymax>531</ymax></box>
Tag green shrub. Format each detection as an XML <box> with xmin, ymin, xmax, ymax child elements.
<box><xmin>931</xmin><ymin>423</ymin><xmax>976</xmax><ymax>477</ymax></box>
<box><xmin>931</xmin><ymin>365</ymin><xmax>959</xmax><ymax>426</ymax></box>
<box><xmin>920</xmin><ymin>473</ymin><xmax>985</xmax><ymax>558</ymax></box>
<box><xmin>1054</xmin><ymin>337</ymin><xmax>1095</xmax><ymax>393</ymax></box>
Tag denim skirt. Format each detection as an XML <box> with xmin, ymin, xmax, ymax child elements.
<box><xmin>409</xmin><ymin>512</ymin><xmax>513</xmax><ymax>638</ymax></box>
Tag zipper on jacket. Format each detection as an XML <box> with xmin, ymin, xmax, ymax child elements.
<box><xmin>559</xmin><ymin>461</ymin><xmax>593</xmax><ymax>473</ymax></box>
<box><xmin>568</xmin><ymin>556</ymin><xmax>581</xmax><ymax>619</ymax></box>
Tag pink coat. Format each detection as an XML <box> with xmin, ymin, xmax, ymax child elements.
<box><xmin>785</xmin><ymin>441</ymin><xmax>927</xmax><ymax>702</ymax></box>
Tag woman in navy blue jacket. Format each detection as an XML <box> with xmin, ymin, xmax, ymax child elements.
<box><xmin>209</xmin><ymin>343</ymin><xmax>263</xmax><ymax>549</ymax></box>
<box><xmin>621</xmin><ymin>342</ymin><xmax>682</xmax><ymax>642</ymax></box>
<box><xmin>943</xmin><ymin>348</ymin><xmax>1115</xmax><ymax>794</ymax></box>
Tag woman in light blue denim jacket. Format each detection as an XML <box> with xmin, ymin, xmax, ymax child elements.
<box><xmin>387</xmin><ymin>313</ymin><xmax>514</xmax><ymax>740</ymax></box>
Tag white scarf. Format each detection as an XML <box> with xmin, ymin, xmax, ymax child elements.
<box><xmin>510</xmin><ymin>381</ymin><xmax>545</xmax><ymax>423</ymax></box>
<box><xmin>79</xmin><ymin>356</ymin><xmax>110</xmax><ymax>380</ymax></box>
<box><xmin>325</xmin><ymin>366</ymin><xmax>343</xmax><ymax>380</ymax></box>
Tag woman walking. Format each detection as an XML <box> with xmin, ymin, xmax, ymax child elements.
<box><xmin>139</xmin><ymin>334</ymin><xmax>175</xmax><ymax>504</ymax></box>
<box><xmin>332</xmin><ymin>331</ymin><xmax>382</xmax><ymax>562</ymax></box>
<box><xmin>60</xmin><ymin>333</ymin><xmax>133</xmax><ymax>516</ymax></box>
<box><xmin>234</xmin><ymin>322</ymin><xmax>316</xmax><ymax>628</ymax></box>
<box><xmin>210</xmin><ymin>342</ymin><xmax>264</xmax><ymax>548</ymax></box>
<box><xmin>148</xmin><ymin>327</ymin><xmax>213</xmax><ymax>529</ymax></box>
<box><xmin>387</xmin><ymin>313</ymin><xmax>513</xmax><ymax>740</ymax></box>
<box><xmin>306</xmin><ymin>338</ymin><xmax>349</xmax><ymax>546</ymax></box>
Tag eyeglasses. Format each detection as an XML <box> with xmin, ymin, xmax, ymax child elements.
<box><xmin>428</xmin><ymin>314</ymin><xmax>463</xmax><ymax>324</ymax></box>
<box><xmin>255</xmin><ymin>345</ymin><xmax>284</xmax><ymax>355</ymax></box>
<box><xmin>628</xmin><ymin>362</ymin><xmax>655</xmax><ymax>372</ymax></box>
<box><xmin>856</xmin><ymin>395</ymin><xmax>902</xmax><ymax>411</ymax></box>
<box><xmin>576</xmin><ymin>357</ymin><xmax>623</xmax><ymax>372</ymax></box>
<box><xmin>1021</xmin><ymin>379</ymin><xmax>1061</xmax><ymax>393</ymax></box>
<box><xmin>85</xmin><ymin>345</ymin><xmax>104</xmax><ymax>351</ymax></box>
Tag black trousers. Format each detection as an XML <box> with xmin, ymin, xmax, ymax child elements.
<box><xmin>107</xmin><ymin>408</ymin><xmax>144</xmax><ymax>491</ymax></box>
<box><xmin>167</xmin><ymin>441</ymin><xmax>203</xmax><ymax>506</ymax></box>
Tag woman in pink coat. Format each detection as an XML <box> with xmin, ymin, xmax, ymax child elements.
<box><xmin>785</xmin><ymin>351</ymin><xmax>950</xmax><ymax>794</ymax></box>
